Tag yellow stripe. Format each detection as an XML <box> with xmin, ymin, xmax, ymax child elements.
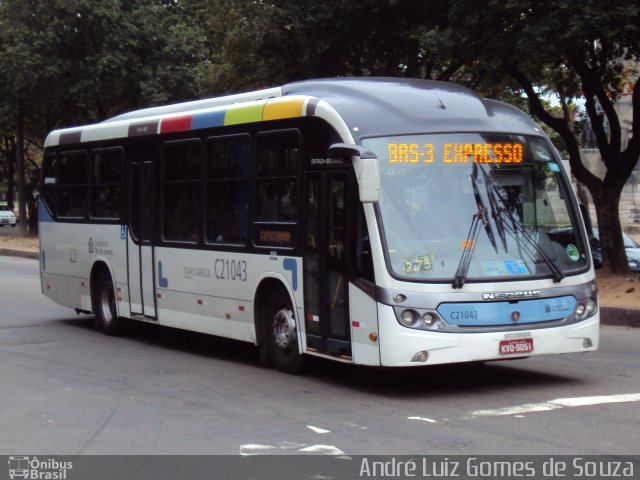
<box><xmin>262</xmin><ymin>98</ymin><xmax>305</xmax><ymax>121</ymax></box>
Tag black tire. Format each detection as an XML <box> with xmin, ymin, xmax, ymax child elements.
<box><xmin>265</xmin><ymin>290</ymin><xmax>305</xmax><ymax>374</ymax></box>
<box><xmin>94</xmin><ymin>270</ymin><xmax>123</xmax><ymax>336</ymax></box>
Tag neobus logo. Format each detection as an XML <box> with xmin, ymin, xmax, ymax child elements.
<box><xmin>482</xmin><ymin>290</ymin><xmax>542</xmax><ymax>301</ymax></box>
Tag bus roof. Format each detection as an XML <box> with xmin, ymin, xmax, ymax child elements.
<box><xmin>44</xmin><ymin>77</ymin><xmax>543</xmax><ymax>148</ymax></box>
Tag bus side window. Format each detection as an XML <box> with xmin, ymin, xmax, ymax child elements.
<box><xmin>205</xmin><ymin>135</ymin><xmax>250</xmax><ymax>245</ymax></box>
<box><xmin>58</xmin><ymin>151</ymin><xmax>88</xmax><ymax>219</ymax></box>
<box><xmin>254</xmin><ymin>130</ymin><xmax>300</xmax><ymax>248</ymax></box>
<box><xmin>91</xmin><ymin>148</ymin><xmax>124</xmax><ymax>220</ymax></box>
<box><xmin>352</xmin><ymin>204</ymin><xmax>374</xmax><ymax>282</ymax></box>
<box><xmin>41</xmin><ymin>154</ymin><xmax>58</xmax><ymax>216</ymax></box>
<box><xmin>162</xmin><ymin>140</ymin><xmax>202</xmax><ymax>243</ymax></box>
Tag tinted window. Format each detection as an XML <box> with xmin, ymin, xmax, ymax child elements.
<box><xmin>58</xmin><ymin>151</ymin><xmax>88</xmax><ymax>218</ymax></box>
<box><xmin>255</xmin><ymin>132</ymin><xmax>300</xmax><ymax>227</ymax></box>
<box><xmin>162</xmin><ymin>140</ymin><xmax>202</xmax><ymax>243</ymax></box>
<box><xmin>206</xmin><ymin>136</ymin><xmax>250</xmax><ymax>245</ymax></box>
<box><xmin>91</xmin><ymin>149</ymin><xmax>124</xmax><ymax>220</ymax></box>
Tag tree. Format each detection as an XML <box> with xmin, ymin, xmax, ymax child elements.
<box><xmin>435</xmin><ymin>0</ymin><xmax>640</xmax><ymax>273</ymax></box>
<box><xmin>0</xmin><ymin>0</ymin><xmax>208</xmax><ymax>234</ymax></box>
<box><xmin>193</xmin><ymin>0</ymin><xmax>454</xmax><ymax>94</ymax></box>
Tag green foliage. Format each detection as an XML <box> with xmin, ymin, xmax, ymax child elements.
<box><xmin>0</xmin><ymin>0</ymin><xmax>207</xmax><ymax>135</ymax></box>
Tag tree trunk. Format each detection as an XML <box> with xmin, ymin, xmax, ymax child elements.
<box><xmin>6</xmin><ymin>139</ymin><xmax>16</xmax><ymax>210</ymax></box>
<box><xmin>591</xmin><ymin>185</ymin><xmax>629</xmax><ymax>274</ymax></box>
<box><xmin>16</xmin><ymin>104</ymin><xmax>28</xmax><ymax>237</ymax></box>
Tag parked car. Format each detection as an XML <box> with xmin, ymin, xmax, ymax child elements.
<box><xmin>0</xmin><ymin>205</ymin><xmax>16</xmax><ymax>227</ymax></box>
<box><xmin>593</xmin><ymin>228</ymin><xmax>640</xmax><ymax>273</ymax></box>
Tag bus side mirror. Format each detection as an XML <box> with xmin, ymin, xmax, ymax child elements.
<box><xmin>328</xmin><ymin>143</ymin><xmax>380</xmax><ymax>203</ymax></box>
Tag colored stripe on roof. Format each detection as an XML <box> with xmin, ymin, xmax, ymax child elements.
<box><xmin>191</xmin><ymin>110</ymin><xmax>225</xmax><ymax>130</ymax></box>
<box><xmin>45</xmin><ymin>95</ymin><xmax>319</xmax><ymax>146</ymax></box>
<box><xmin>224</xmin><ymin>103</ymin><xmax>264</xmax><ymax>126</ymax></box>
<box><xmin>263</xmin><ymin>98</ymin><xmax>305</xmax><ymax>121</ymax></box>
<box><xmin>160</xmin><ymin>115</ymin><xmax>192</xmax><ymax>133</ymax></box>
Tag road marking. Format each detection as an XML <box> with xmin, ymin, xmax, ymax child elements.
<box><xmin>407</xmin><ymin>416</ymin><xmax>437</xmax><ymax>423</ymax></box>
<box><xmin>240</xmin><ymin>442</ymin><xmax>344</xmax><ymax>456</ymax></box>
<box><xmin>239</xmin><ymin>444</ymin><xmax>276</xmax><ymax>456</ymax></box>
<box><xmin>552</xmin><ymin>393</ymin><xmax>640</xmax><ymax>407</ymax></box>
<box><xmin>470</xmin><ymin>392</ymin><xmax>640</xmax><ymax>418</ymax></box>
<box><xmin>307</xmin><ymin>425</ymin><xmax>331</xmax><ymax>434</ymax></box>
<box><xmin>299</xmin><ymin>445</ymin><xmax>345</xmax><ymax>455</ymax></box>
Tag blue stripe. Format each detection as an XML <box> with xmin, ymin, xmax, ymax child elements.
<box><xmin>38</xmin><ymin>201</ymin><xmax>54</xmax><ymax>223</ymax></box>
<box><xmin>437</xmin><ymin>296</ymin><xmax>577</xmax><ymax>326</ymax></box>
<box><xmin>191</xmin><ymin>110</ymin><xmax>226</xmax><ymax>130</ymax></box>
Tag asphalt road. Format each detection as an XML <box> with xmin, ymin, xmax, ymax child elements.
<box><xmin>1</xmin><ymin>256</ymin><xmax>639</xmax><ymax>456</ymax></box>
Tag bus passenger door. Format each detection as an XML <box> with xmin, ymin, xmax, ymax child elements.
<box><xmin>127</xmin><ymin>160</ymin><xmax>157</xmax><ymax>319</ymax></box>
<box><xmin>303</xmin><ymin>170</ymin><xmax>352</xmax><ymax>359</ymax></box>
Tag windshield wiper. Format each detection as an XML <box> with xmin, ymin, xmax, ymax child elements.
<box><xmin>452</xmin><ymin>165</ymin><xmax>498</xmax><ymax>289</ymax></box>
<box><xmin>480</xmin><ymin>166</ymin><xmax>564</xmax><ymax>283</ymax></box>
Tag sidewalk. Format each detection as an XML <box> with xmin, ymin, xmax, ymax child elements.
<box><xmin>1</xmin><ymin>245</ymin><xmax>637</xmax><ymax>328</ymax></box>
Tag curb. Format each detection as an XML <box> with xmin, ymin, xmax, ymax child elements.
<box><xmin>599</xmin><ymin>306</ymin><xmax>640</xmax><ymax>328</ymax></box>
<box><xmin>1</xmin><ymin>248</ymin><xmax>638</xmax><ymax>327</ymax></box>
<box><xmin>0</xmin><ymin>248</ymin><xmax>39</xmax><ymax>260</ymax></box>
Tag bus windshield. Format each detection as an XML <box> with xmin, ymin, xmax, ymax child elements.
<box><xmin>362</xmin><ymin>133</ymin><xmax>589</xmax><ymax>284</ymax></box>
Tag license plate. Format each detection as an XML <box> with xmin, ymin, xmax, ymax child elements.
<box><xmin>499</xmin><ymin>338</ymin><xmax>534</xmax><ymax>355</ymax></box>
<box><xmin>0</xmin><ymin>219</ymin><xmax>7</xmax><ymax>224</ymax></box>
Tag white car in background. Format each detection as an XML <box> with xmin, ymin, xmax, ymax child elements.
<box><xmin>0</xmin><ymin>205</ymin><xmax>16</xmax><ymax>227</ymax></box>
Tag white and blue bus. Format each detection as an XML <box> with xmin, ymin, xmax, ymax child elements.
<box><xmin>39</xmin><ymin>78</ymin><xmax>599</xmax><ymax>372</ymax></box>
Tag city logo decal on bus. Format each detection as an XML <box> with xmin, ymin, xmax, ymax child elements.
<box><xmin>283</xmin><ymin>258</ymin><xmax>298</xmax><ymax>291</ymax></box>
<box><xmin>158</xmin><ymin>261</ymin><xmax>169</xmax><ymax>288</ymax></box>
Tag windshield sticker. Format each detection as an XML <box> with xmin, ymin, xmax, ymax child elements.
<box><xmin>461</xmin><ymin>239</ymin><xmax>475</xmax><ymax>250</ymax></box>
<box><xmin>504</xmin><ymin>260</ymin><xmax>528</xmax><ymax>274</ymax></box>
<box><xmin>549</xmin><ymin>163</ymin><xmax>561</xmax><ymax>172</ymax></box>
<box><xmin>482</xmin><ymin>261</ymin><xmax>528</xmax><ymax>276</ymax></box>
<box><xmin>482</xmin><ymin>262</ymin><xmax>503</xmax><ymax>276</ymax></box>
<box><xmin>402</xmin><ymin>254</ymin><xmax>433</xmax><ymax>274</ymax></box>
<box><xmin>566</xmin><ymin>244</ymin><xmax>580</xmax><ymax>262</ymax></box>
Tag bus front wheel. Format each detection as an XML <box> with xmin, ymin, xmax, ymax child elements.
<box><xmin>94</xmin><ymin>270</ymin><xmax>122</xmax><ymax>336</ymax></box>
<box><xmin>266</xmin><ymin>290</ymin><xmax>305</xmax><ymax>374</ymax></box>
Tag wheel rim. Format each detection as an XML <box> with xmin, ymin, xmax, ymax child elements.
<box><xmin>272</xmin><ymin>307</ymin><xmax>296</xmax><ymax>352</ymax></box>
<box><xmin>100</xmin><ymin>282</ymin><xmax>115</xmax><ymax>326</ymax></box>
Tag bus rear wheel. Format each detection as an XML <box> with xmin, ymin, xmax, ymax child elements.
<box><xmin>266</xmin><ymin>290</ymin><xmax>305</xmax><ymax>374</ymax></box>
<box><xmin>94</xmin><ymin>270</ymin><xmax>122</xmax><ymax>336</ymax></box>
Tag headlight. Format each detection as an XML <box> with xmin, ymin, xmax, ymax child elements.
<box><xmin>575</xmin><ymin>298</ymin><xmax>597</xmax><ymax>320</ymax></box>
<box><xmin>399</xmin><ymin>309</ymin><xmax>418</xmax><ymax>327</ymax></box>
<box><xmin>395</xmin><ymin>308</ymin><xmax>442</xmax><ymax>330</ymax></box>
<box><xmin>422</xmin><ymin>312</ymin><xmax>437</xmax><ymax>327</ymax></box>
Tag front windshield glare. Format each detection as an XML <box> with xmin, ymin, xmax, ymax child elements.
<box><xmin>362</xmin><ymin>133</ymin><xmax>589</xmax><ymax>282</ymax></box>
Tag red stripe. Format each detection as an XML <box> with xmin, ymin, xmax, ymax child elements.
<box><xmin>160</xmin><ymin>115</ymin><xmax>192</xmax><ymax>133</ymax></box>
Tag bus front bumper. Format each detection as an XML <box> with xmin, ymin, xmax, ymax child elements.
<box><xmin>377</xmin><ymin>305</ymin><xmax>600</xmax><ymax>367</ymax></box>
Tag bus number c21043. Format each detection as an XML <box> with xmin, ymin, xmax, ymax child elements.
<box><xmin>450</xmin><ymin>310</ymin><xmax>478</xmax><ymax>320</ymax></box>
<box><xmin>214</xmin><ymin>259</ymin><xmax>248</xmax><ymax>282</ymax></box>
